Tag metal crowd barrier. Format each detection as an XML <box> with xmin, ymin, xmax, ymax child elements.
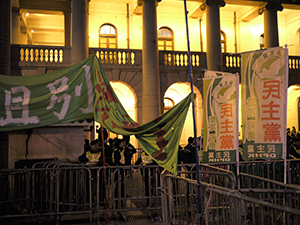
<box><xmin>177</xmin><ymin>164</ymin><xmax>236</xmax><ymax>189</ymax></box>
<box><xmin>0</xmin><ymin>164</ymin><xmax>163</xmax><ymax>224</ymax></box>
<box><xmin>161</xmin><ymin>170</ymin><xmax>300</xmax><ymax>225</ymax></box>
<box><xmin>208</xmin><ymin>159</ymin><xmax>300</xmax><ymax>185</ymax></box>
<box><xmin>238</xmin><ymin>173</ymin><xmax>300</xmax><ymax>210</ymax></box>
<box><xmin>0</xmin><ymin>161</ymin><xmax>237</xmax><ymax>224</ymax></box>
<box><xmin>2</xmin><ymin>160</ymin><xmax>300</xmax><ymax>224</ymax></box>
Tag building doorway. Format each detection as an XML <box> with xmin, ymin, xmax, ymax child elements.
<box><xmin>164</xmin><ymin>82</ymin><xmax>202</xmax><ymax>146</ymax></box>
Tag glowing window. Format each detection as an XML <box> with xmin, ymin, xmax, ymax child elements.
<box><xmin>164</xmin><ymin>97</ymin><xmax>175</xmax><ymax>113</ymax></box>
<box><xmin>158</xmin><ymin>27</ymin><xmax>174</xmax><ymax>51</ymax></box>
<box><xmin>260</xmin><ymin>33</ymin><xmax>265</xmax><ymax>49</ymax></box>
<box><xmin>99</xmin><ymin>24</ymin><xmax>117</xmax><ymax>48</ymax></box>
<box><xmin>221</xmin><ymin>30</ymin><xmax>226</xmax><ymax>53</ymax></box>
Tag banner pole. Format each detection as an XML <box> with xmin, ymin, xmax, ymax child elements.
<box><xmin>183</xmin><ymin>1</ymin><xmax>203</xmax><ymax>224</ymax></box>
<box><xmin>100</xmin><ymin>127</ymin><xmax>109</xmax><ymax>224</ymax></box>
<box><xmin>236</xmin><ymin>73</ymin><xmax>240</xmax><ymax>178</ymax></box>
<box><xmin>284</xmin><ymin>45</ymin><xmax>288</xmax><ymax>184</ymax></box>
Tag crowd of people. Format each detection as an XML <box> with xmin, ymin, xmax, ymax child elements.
<box><xmin>178</xmin><ymin>136</ymin><xmax>202</xmax><ymax>165</ymax></box>
<box><xmin>287</xmin><ymin>126</ymin><xmax>300</xmax><ymax>159</ymax></box>
<box><xmin>78</xmin><ymin>126</ymin><xmax>137</xmax><ymax>167</ymax></box>
<box><xmin>78</xmin><ymin>126</ymin><xmax>161</xmax><ymax>207</ymax></box>
<box><xmin>76</xmin><ymin>126</ymin><xmax>300</xmax><ymax>208</ymax></box>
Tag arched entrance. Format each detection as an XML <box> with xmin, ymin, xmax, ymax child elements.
<box><xmin>287</xmin><ymin>85</ymin><xmax>300</xmax><ymax>131</ymax></box>
<box><xmin>164</xmin><ymin>82</ymin><xmax>202</xmax><ymax>146</ymax></box>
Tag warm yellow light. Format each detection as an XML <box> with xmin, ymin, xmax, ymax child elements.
<box><xmin>26</xmin><ymin>12</ymin><xmax>29</xmax><ymax>17</ymax></box>
<box><xmin>31</xmin><ymin>30</ymin><xmax>34</xmax><ymax>33</ymax></box>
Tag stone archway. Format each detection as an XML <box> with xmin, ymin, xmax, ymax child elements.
<box><xmin>287</xmin><ymin>85</ymin><xmax>300</xmax><ymax>131</ymax></box>
<box><xmin>164</xmin><ymin>82</ymin><xmax>202</xmax><ymax>146</ymax></box>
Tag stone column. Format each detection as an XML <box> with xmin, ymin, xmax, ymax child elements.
<box><xmin>205</xmin><ymin>0</ymin><xmax>225</xmax><ymax>71</ymax></box>
<box><xmin>64</xmin><ymin>10</ymin><xmax>72</xmax><ymax>47</ymax></box>
<box><xmin>0</xmin><ymin>0</ymin><xmax>11</xmax><ymax>169</ymax></box>
<box><xmin>142</xmin><ymin>0</ymin><xmax>161</xmax><ymax>123</ymax></box>
<box><xmin>12</xmin><ymin>7</ymin><xmax>21</xmax><ymax>44</ymax></box>
<box><xmin>0</xmin><ymin>0</ymin><xmax>11</xmax><ymax>75</ymax></box>
<box><xmin>71</xmin><ymin>0</ymin><xmax>89</xmax><ymax>65</ymax></box>
<box><xmin>263</xmin><ymin>2</ymin><xmax>283</xmax><ymax>48</ymax></box>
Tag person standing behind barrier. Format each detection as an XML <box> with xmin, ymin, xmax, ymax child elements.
<box><xmin>77</xmin><ymin>139</ymin><xmax>101</xmax><ymax>202</ymax></box>
<box><xmin>179</xmin><ymin>137</ymin><xmax>195</xmax><ymax>164</ymax></box>
<box><xmin>123</xmin><ymin>135</ymin><xmax>137</xmax><ymax>165</ymax></box>
<box><xmin>292</xmin><ymin>126</ymin><xmax>297</xmax><ymax>139</ymax></box>
<box><xmin>112</xmin><ymin>138</ymin><xmax>126</xmax><ymax>208</ymax></box>
<box><xmin>178</xmin><ymin>137</ymin><xmax>196</xmax><ymax>178</ymax></box>
<box><xmin>97</xmin><ymin>127</ymin><xmax>113</xmax><ymax>166</ymax></box>
<box><xmin>78</xmin><ymin>140</ymin><xmax>101</xmax><ymax>165</ymax></box>
<box><xmin>96</xmin><ymin>127</ymin><xmax>113</xmax><ymax>204</ymax></box>
<box><xmin>135</xmin><ymin>150</ymin><xmax>156</xmax><ymax>206</ymax></box>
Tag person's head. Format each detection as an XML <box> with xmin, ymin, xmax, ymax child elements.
<box><xmin>123</xmin><ymin>135</ymin><xmax>130</xmax><ymax>145</ymax></box>
<box><xmin>188</xmin><ymin>137</ymin><xmax>194</xmax><ymax>144</ymax></box>
<box><xmin>294</xmin><ymin>138</ymin><xmax>300</xmax><ymax>148</ymax></box>
<box><xmin>90</xmin><ymin>140</ymin><xmax>99</xmax><ymax>152</ymax></box>
<box><xmin>115</xmin><ymin>138</ymin><xmax>125</xmax><ymax>149</ymax></box>
<box><xmin>97</xmin><ymin>127</ymin><xmax>108</xmax><ymax>142</ymax></box>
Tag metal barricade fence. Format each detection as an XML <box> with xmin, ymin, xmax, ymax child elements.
<box><xmin>177</xmin><ymin>164</ymin><xmax>236</xmax><ymax>189</ymax></box>
<box><xmin>3</xmin><ymin>160</ymin><xmax>300</xmax><ymax>224</ymax></box>
<box><xmin>0</xmin><ymin>163</ymin><xmax>163</xmax><ymax>224</ymax></box>
<box><xmin>0</xmin><ymin>162</ymin><xmax>235</xmax><ymax>224</ymax></box>
<box><xmin>94</xmin><ymin>165</ymin><xmax>163</xmax><ymax>222</ymax></box>
<box><xmin>238</xmin><ymin>173</ymin><xmax>300</xmax><ymax>210</ymax></box>
<box><xmin>161</xmin><ymin>171</ymin><xmax>300</xmax><ymax>225</ymax></box>
<box><xmin>0</xmin><ymin>166</ymin><xmax>93</xmax><ymax>223</ymax></box>
<box><xmin>208</xmin><ymin>159</ymin><xmax>300</xmax><ymax>185</ymax></box>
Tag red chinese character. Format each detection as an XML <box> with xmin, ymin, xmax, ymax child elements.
<box><xmin>262</xmin><ymin>80</ymin><xmax>280</xmax><ymax>100</ymax></box>
<box><xmin>262</xmin><ymin>101</ymin><xmax>280</xmax><ymax>120</ymax></box>
<box><xmin>220</xmin><ymin>103</ymin><xmax>233</xmax><ymax>118</ymax></box>
<box><xmin>220</xmin><ymin>135</ymin><xmax>234</xmax><ymax>149</ymax></box>
<box><xmin>263</xmin><ymin>123</ymin><xmax>281</xmax><ymax>142</ymax></box>
<box><xmin>220</xmin><ymin>119</ymin><xmax>234</xmax><ymax>133</ymax></box>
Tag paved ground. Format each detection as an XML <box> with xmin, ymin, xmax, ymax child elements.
<box><xmin>3</xmin><ymin>211</ymin><xmax>163</xmax><ymax>225</ymax></box>
<box><xmin>71</xmin><ymin>219</ymin><xmax>163</xmax><ymax>225</ymax></box>
<box><xmin>5</xmin><ymin>218</ymin><xmax>163</xmax><ymax>225</ymax></box>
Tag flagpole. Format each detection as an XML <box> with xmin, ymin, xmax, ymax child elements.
<box><xmin>100</xmin><ymin>127</ymin><xmax>109</xmax><ymax>224</ymax></box>
<box><xmin>284</xmin><ymin>45</ymin><xmax>288</xmax><ymax>184</ymax></box>
<box><xmin>236</xmin><ymin>73</ymin><xmax>240</xmax><ymax>177</ymax></box>
<box><xmin>183</xmin><ymin>1</ymin><xmax>203</xmax><ymax>224</ymax></box>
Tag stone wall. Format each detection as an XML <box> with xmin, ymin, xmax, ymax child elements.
<box><xmin>8</xmin><ymin>126</ymin><xmax>84</xmax><ymax>169</ymax></box>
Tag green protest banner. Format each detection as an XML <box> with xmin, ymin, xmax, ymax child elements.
<box><xmin>0</xmin><ymin>55</ymin><xmax>193</xmax><ymax>174</ymax></box>
<box><xmin>202</xmin><ymin>71</ymin><xmax>239</xmax><ymax>163</ymax></box>
<box><xmin>241</xmin><ymin>47</ymin><xmax>288</xmax><ymax>160</ymax></box>
<box><xmin>0</xmin><ymin>56</ymin><xmax>96</xmax><ymax>131</ymax></box>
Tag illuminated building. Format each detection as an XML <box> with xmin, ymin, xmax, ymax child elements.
<box><xmin>0</xmin><ymin>0</ymin><xmax>300</xmax><ymax>168</ymax></box>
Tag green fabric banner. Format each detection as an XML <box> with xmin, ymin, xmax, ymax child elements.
<box><xmin>0</xmin><ymin>56</ymin><xmax>96</xmax><ymax>131</ymax></box>
<box><xmin>0</xmin><ymin>55</ymin><xmax>193</xmax><ymax>174</ymax></box>
<box><xmin>93</xmin><ymin>55</ymin><xmax>194</xmax><ymax>174</ymax></box>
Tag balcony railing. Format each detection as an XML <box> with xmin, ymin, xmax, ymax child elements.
<box><xmin>11</xmin><ymin>45</ymin><xmax>300</xmax><ymax>74</ymax></box>
<box><xmin>12</xmin><ymin>45</ymin><xmax>71</xmax><ymax>64</ymax></box>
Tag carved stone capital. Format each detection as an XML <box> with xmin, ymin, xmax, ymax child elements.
<box><xmin>137</xmin><ymin>0</ymin><xmax>143</xmax><ymax>6</ymax></box>
<box><xmin>200</xmin><ymin>3</ymin><xmax>206</xmax><ymax>11</ymax></box>
<box><xmin>137</xmin><ymin>0</ymin><xmax>161</xmax><ymax>7</ymax></box>
<box><xmin>266</xmin><ymin>2</ymin><xmax>283</xmax><ymax>12</ymax></box>
<box><xmin>206</xmin><ymin>0</ymin><xmax>225</xmax><ymax>7</ymax></box>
